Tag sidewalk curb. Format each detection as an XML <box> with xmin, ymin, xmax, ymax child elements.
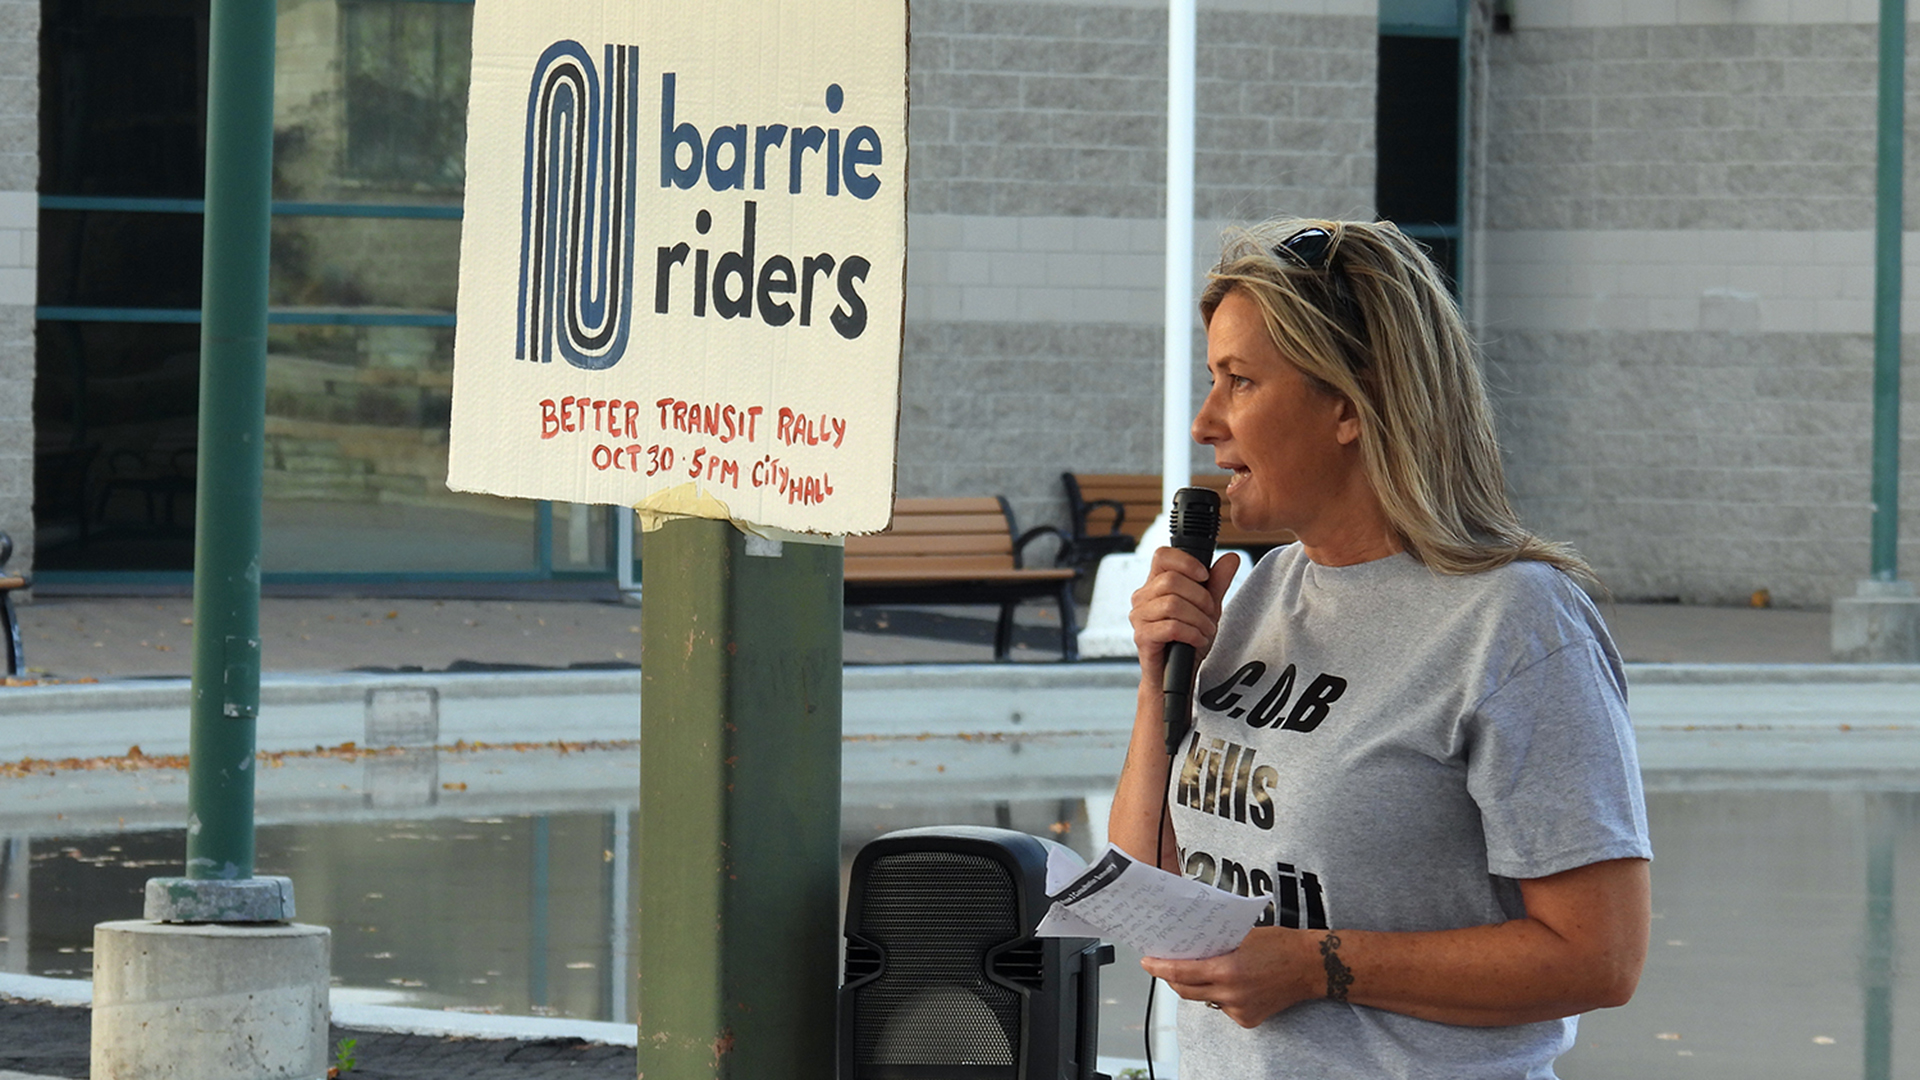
<box><xmin>0</xmin><ymin>671</ymin><xmax>649</xmax><ymax>714</ymax></box>
<box><xmin>1</xmin><ymin>659</ymin><xmax>1915</xmax><ymax>714</ymax></box>
<box><xmin>1624</xmin><ymin>663</ymin><xmax>1920</xmax><ymax>684</ymax></box>
<box><xmin>330</xmin><ymin>1002</ymin><xmax>636</xmax><ymax>1047</ymax></box>
<box><xmin>0</xmin><ymin>972</ymin><xmax>90</xmax><ymax>1007</ymax></box>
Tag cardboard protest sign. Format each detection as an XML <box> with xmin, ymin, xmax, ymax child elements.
<box><xmin>447</xmin><ymin>0</ymin><xmax>906</xmax><ymax>535</ymax></box>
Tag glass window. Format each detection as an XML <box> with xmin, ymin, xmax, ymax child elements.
<box><xmin>34</xmin><ymin>321</ymin><xmax>201</xmax><ymax>571</ymax></box>
<box><xmin>35</xmin><ymin>0</ymin><xmax>564</xmax><ymax>579</ymax></box>
<box><xmin>1376</xmin><ymin>33</ymin><xmax>1462</xmax><ymax>288</ymax></box>
<box><xmin>275</xmin><ymin>0</ymin><xmax>470</xmax><ymax>204</ymax></box>
<box><xmin>270</xmin><ymin>215</ymin><xmax>461</xmax><ymax>312</ymax></box>
<box><xmin>260</xmin><ymin>322</ymin><xmax>538</xmax><ymax>575</ymax></box>
<box><xmin>341</xmin><ymin>0</ymin><xmax>471</xmax><ymax>191</ymax></box>
<box><xmin>40</xmin><ymin>209</ymin><xmax>205</xmax><ymax>309</ymax></box>
<box><xmin>550</xmin><ymin>504</ymin><xmax>614</xmax><ymax>576</ymax></box>
<box><xmin>40</xmin><ymin>0</ymin><xmax>208</xmax><ymax>199</ymax></box>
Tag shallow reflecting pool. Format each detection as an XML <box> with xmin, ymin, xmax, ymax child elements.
<box><xmin>9</xmin><ymin>814</ymin><xmax>628</xmax><ymax>1019</ymax></box>
<box><xmin>3</xmin><ymin>694</ymin><xmax>1920</xmax><ymax>1076</ymax></box>
<box><xmin>1560</xmin><ymin>786</ymin><xmax>1920</xmax><ymax>1079</ymax></box>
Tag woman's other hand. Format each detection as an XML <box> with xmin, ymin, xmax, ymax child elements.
<box><xmin>1143</xmin><ymin>927</ymin><xmax>1316</xmax><ymax>1029</ymax></box>
<box><xmin>1141</xmin><ymin>858</ymin><xmax>1651</xmax><ymax>1029</ymax></box>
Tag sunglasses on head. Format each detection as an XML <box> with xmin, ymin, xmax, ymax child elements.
<box><xmin>1273</xmin><ymin>226</ymin><xmax>1336</xmax><ymax>271</ymax></box>
<box><xmin>1270</xmin><ymin>227</ymin><xmax>1366</xmax><ymax>360</ymax></box>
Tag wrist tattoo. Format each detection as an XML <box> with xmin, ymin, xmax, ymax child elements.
<box><xmin>1319</xmin><ymin>932</ymin><xmax>1354</xmax><ymax>1003</ymax></box>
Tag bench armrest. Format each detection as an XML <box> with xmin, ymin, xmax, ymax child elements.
<box><xmin>1013</xmin><ymin>524</ymin><xmax>1072</xmax><ymax>571</ymax></box>
<box><xmin>1077</xmin><ymin>498</ymin><xmax>1127</xmax><ymax>539</ymax></box>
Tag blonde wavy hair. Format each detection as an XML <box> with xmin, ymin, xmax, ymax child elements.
<box><xmin>1198</xmin><ymin>218</ymin><xmax>1594</xmax><ymax>583</ymax></box>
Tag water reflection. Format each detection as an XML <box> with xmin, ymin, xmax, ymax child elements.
<box><xmin>1</xmin><ymin>837</ymin><xmax>25</xmax><ymax>973</ymax></box>
<box><xmin>363</xmin><ymin>687</ymin><xmax>440</xmax><ymax>808</ymax></box>
<box><xmin>1559</xmin><ymin>789</ymin><xmax>1920</xmax><ymax>1079</ymax></box>
<box><xmin>3</xmin><ymin>763</ymin><xmax>1917</xmax><ymax>1074</ymax></box>
<box><xmin>12</xmin><ymin>814</ymin><xmax>627</xmax><ymax>1020</ymax></box>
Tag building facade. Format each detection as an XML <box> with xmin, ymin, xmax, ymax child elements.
<box><xmin>0</xmin><ymin>0</ymin><xmax>33</xmax><ymax>583</ymax></box>
<box><xmin>2</xmin><ymin>0</ymin><xmax>1914</xmax><ymax>610</ymax></box>
<box><xmin>1478</xmin><ymin>1</ymin><xmax>1920</xmax><ymax>607</ymax></box>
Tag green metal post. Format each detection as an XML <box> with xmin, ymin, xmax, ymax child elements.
<box><xmin>1861</xmin><ymin>793</ymin><xmax>1897</xmax><ymax>1080</ymax></box>
<box><xmin>186</xmin><ymin>0</ymin><xmax>275</xmax><ymax>881</ymax></box>
<box><xmin>1872</xmin><ymin>0</ymin><xmax>1905</xmax><ymax>581</ymax></box>
<box><xmin>638</xmin><ymin>518</ymin><xmax>842</xmax><ymax>1079</ymax></box>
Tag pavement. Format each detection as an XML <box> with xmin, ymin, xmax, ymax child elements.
<box><xmin>0</xmin><ymin>585</ymin><xmax>1860</xmax><ymax>1077</ymax></box>
<box><xmin>8</xmin><ymin>585</ymin><xmax>1839</xmax><ymax>681</ymax></box>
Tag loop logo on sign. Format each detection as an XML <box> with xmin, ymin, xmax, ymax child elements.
<box><xmin>517</xmin><ymin>42</ymin><xmax>641</xmax><ymax>371</ymax></box>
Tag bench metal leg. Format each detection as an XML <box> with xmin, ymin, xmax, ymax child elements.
<box><xmin>1</xmin><ymin>592</ymin><xmax>20</xmax><ymax>676</ymax></box>
<box><xmin>993</xmin><ymin>602</ymin><xmax>1016</xmax><ymax>661</ymax></box>
<box><xmin>994</xmin><ymin>589</ymin><xmax>1080</xmax><ymax>661</ymax></box>
<box><xmin>1056</xmin><ymin>581</ymin><xmax>1079</xmax><ymax>662</ymax></box>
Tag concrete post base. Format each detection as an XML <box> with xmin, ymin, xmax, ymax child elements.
<box><xmin>92</xmin><ymin>920</ymin><xmax>331</xmax><ymax>1080</ymax></box>
<box><xmin>1832</xmin><ymin>579</ymin><xmax>1920</xmax><ymax>661</ymax></box>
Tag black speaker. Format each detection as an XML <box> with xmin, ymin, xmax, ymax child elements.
<box><xmin>839</xmin><ymin>826</ymin><xmax>1114</xmax><ymax>1080</ymax></box>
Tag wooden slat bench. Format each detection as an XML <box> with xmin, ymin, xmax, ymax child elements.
<box><xmin>845</xmin><ymin>497</ymin><xmax>1079</xmax><ymax>661</ymax></box>
<box><xmin>1061</xmin><ymin>472</ymin><xmax>1296</xmax><ymax>577</ymax></box>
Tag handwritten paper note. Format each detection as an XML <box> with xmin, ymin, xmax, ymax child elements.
<box><xmin>1034</xmin><ymin>844</ymin><xmax>1267</xmax><ymax>960</ymax></box>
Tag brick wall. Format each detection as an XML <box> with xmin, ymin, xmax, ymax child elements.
<box><xmin>1477</xmin><ymin>7</ymin><xmax>1919</xmax><ymax>606</ymax></box>
<box><xmin>0</xmin><ymin>0</ymin><xmax>30</xmax><ymax>577</ymax></box>
<box><xmin>902</xmin><ymin>0</ymin><xmax>1377</xmax><ymax>532</ymax></box>
<box><xmin>909</xmin><ymin>0</ymin><xmax>1375</xmax><ymax>219</ymax></box>
<box><xmin>1485</xmin><ymin>21</ymin><xmax>1878</xmax><ymax>232</ymax></box>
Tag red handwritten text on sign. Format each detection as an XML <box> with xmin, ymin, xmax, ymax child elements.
<box><xmin>539</xmin><ymin>396</ymin><xmax>845</xmax><ymax>507</ymax></box>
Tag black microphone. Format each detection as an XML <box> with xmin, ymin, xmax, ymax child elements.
<box><xmin>1162</xmin><ymin>487</ymin><xmax>1222</xmax><ymax>756</ymax></box>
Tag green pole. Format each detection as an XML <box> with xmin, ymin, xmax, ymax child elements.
<box><xmin>1861</xmin><ymin>793</ymin><xmax>1897</xmax><ymax>1080</ymax></box>
<box><xmin>1872</xmin><ymin>0</ymin><xmax>1905</xmax><ymax>581</ymax></box>
<box><xmin>638</xmin><ymin>519</ymin><xmax>842</xmax><ymax>1079</ymax></box>
<box><xmin>185</xmin><ymin>0</ymin><xmax>275</xmax><ymax>882</ymax></box>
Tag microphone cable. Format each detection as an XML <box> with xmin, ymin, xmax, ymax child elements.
<box><xmin>1145</xmin><ymin>792</ymin><xmax>1171</xmax><ymax>1080</ymax></box>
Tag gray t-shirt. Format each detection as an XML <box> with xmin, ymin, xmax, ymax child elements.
<box><xmin>1170</xmin><ymin>548</ymin><xmax>1651</xmax><ymax>1080</ymax></box>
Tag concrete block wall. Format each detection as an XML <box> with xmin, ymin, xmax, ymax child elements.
<box><xmin>0</xmin><ymin>0</ymin><xmax>31</xmax><ymax>578</ymax></box>
<box><xmin>1476</xmin><ymin>1</ymin><xmax>1919</xmax><ymax>606</ymax></box>
<box><xmin>901</xmin><ymin>0</ymin><xmax>1377</xmax><ymax>535</ymax></box>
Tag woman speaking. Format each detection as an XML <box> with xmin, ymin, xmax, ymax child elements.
<box><xmin>1110</xmin><ymin>219</ymin><xmax>1651</xmax><ymax>1078</ymax></box>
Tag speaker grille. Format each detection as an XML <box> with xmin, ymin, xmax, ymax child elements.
<box><xmin>853</xmin><ymin>851</ymin><xmax>1022</xmax><ymax>1067</ymax></box>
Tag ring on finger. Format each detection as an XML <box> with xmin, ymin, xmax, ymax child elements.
<box><xmin>1206</xmin><ymin>1001</ymin><xmax>1222</xmax><ymax>1010</ymax></box>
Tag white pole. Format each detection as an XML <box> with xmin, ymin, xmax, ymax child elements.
<box><xmin>1154</xmin><ymin>8</ymin><xmax>1196</xmax><ymax>1058</ymax></box>
<box><xmin>1162</xmin><ymin>0</ymin><xmax>1198</xmax><ymax>510</ymax></box>
<box><xmin>1077</xmin><ymin>0</ymin><xmax>1199</xmax><ymax>656</ymax></box>
<box><xmin>608</xmin><ymin>806</ymin><xmax>632</xmax><ymax>1023</ymax></box>
<box><xmin>615</xmin><ymin>506</ymin><xmax>641</xmax><ymax>603</ymax></box>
